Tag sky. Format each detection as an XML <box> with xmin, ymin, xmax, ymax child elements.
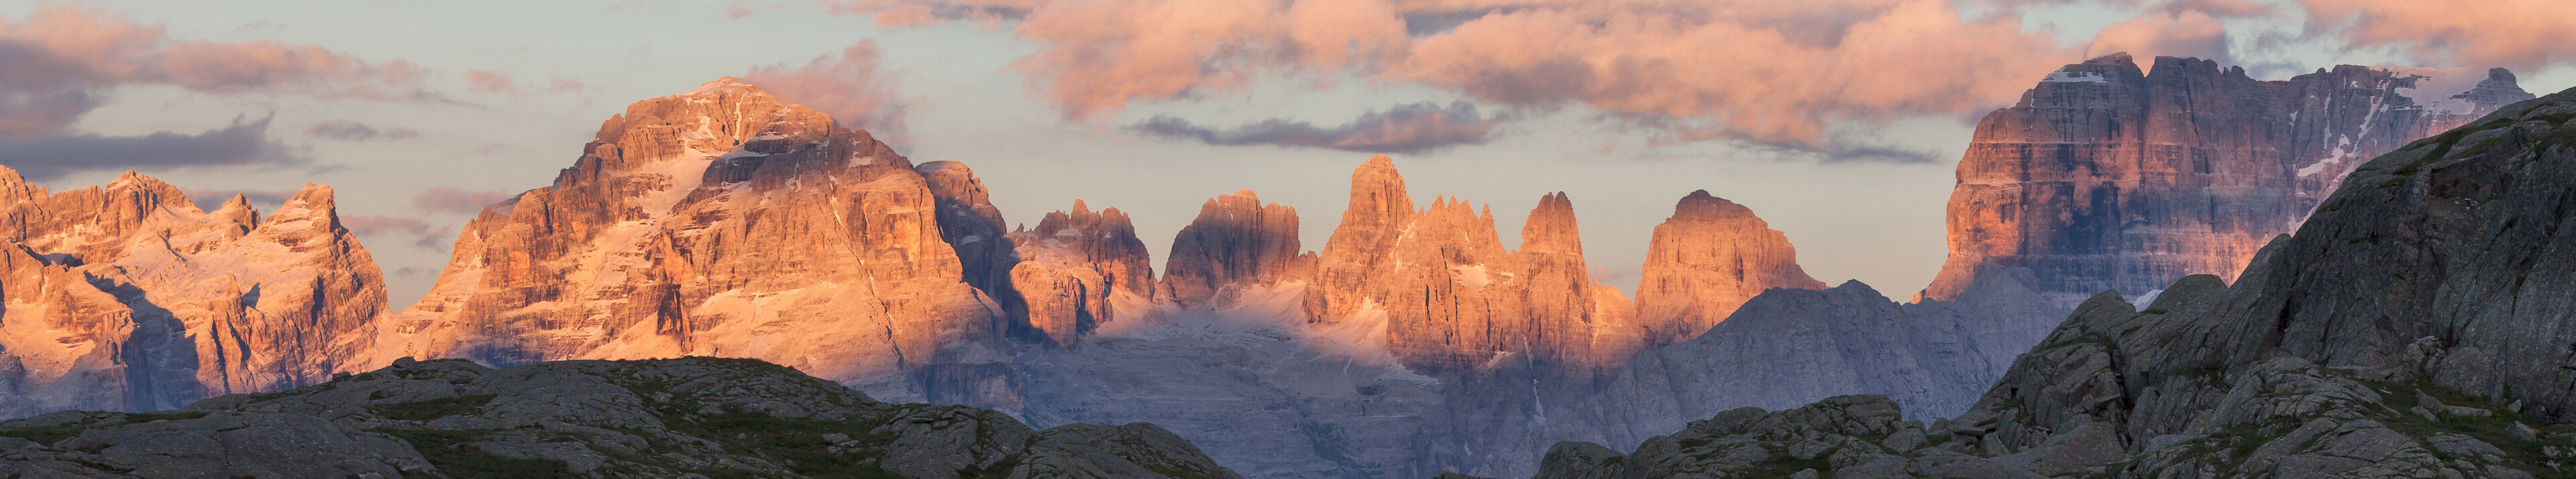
<box><xmin>3</xmin><ymin>0</ymin><xmax>2572</xmax><ymax>307</ymax></box>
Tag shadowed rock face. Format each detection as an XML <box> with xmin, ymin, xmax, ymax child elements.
<box><xmin>1925</xmin><ymin>54</ymin><xmax>2534</xmax><ymax>306</ymax></box>
<box><xmin>1536</xmin><ymin>87</ymin><xmax>2576</xmax><ymax>479</ymax></box>
<box><xmin>384</xmin><ymin>78</ymin><xmax>1004</xmax><ymax>404</ymax></box>
<box><xmin>1161</xmin><ymin>190</ymin><xmax>1306</xmax><ymax>309</ymax></box>
<box><xmin>0</xmin><ymin>169</ymin><xmax>386</xmax><ymax>418</ymax></box>
<box><xmin>0</xmin><ymin>357</ymin><xmax>1243</xmax><ymax>479</ymax></box>
<box><xmin>1006</xmin><ymin>200</ymin><xmax>1157</xmax><ymax>348</ymax></box>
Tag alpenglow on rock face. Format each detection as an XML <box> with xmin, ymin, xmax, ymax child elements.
<box><xmin>1536</xmin><ymin>87</ymin><xmax>2576</xmax><ymax>479</ymax></box>
<box><xmin>0</xmin><ymin>168</ymin><xmax>387</xmax><ymax>419</ymax></box>
<box><xmin>384</xmin><ymin>78</ymin><xmax>1006</xmax><ymax>404</ymax></box>
<box><xmin>0</xmin><ymin>356</ymin><xmax>1243</xmax><ymax>478</ymax></box>
<box><xmin>1300</xmin><ymin>156</ymin><xmax>1645</xmax><ymax>372</ymax></box>
<box><xmin>1925</xmin><ymin>53</ymin><xmax>2535</xmax><ymax>305</ymax></box>
<box><xmin>1631</xmin><ymin>190</ymin><xmax>1827</xmax><ymax>347</ymax></box>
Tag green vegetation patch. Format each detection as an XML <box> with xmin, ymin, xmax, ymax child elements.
<box><xmin>1743</xmin><ymin>452</ymin><xmax>1833</xmax><ymax>478</ymax></box>
<box><xmin>370</xmin><ymin>394</ymin><xmax>496</xmax><ymax>421</ymax></box>
<box><xmin>657</xmin><ymin>408</ymin><xmax>902</xmax><ymax>479</ymax></box>
<box><xmin>2371</xmin><ymin>380</ymin><xmax>2576</xmax><ymax>479</ymax></box>
<box><xmin>0</xmin><ymin>411</ymin><xmax>213</xmax><ymax>446</ymax></box>
<box><xmin>373</xmin><ymin>428</ymin><xmax>580</xmax><ymax>479</ymax></box>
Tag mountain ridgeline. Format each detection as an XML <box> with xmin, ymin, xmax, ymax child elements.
<box><xmin>0</xmin><ymin>52</ymin><xmax>2555</xmax><ymax>479</ymax></box>
<box><xmin>1527</xmin><ymin>69</ymin><xmax>2576</xmax><ymax>479</ymax></box>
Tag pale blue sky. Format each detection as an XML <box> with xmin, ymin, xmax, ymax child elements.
<box><xmin>8</xmin><ymin>0</ymin><xmax>2571</xmax><ymax>305</ymax></box>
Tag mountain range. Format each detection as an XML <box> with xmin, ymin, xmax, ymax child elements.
<box><xmin>0</xmin><ymin>53</ymin><xmax>2553</xmax><ymax>478</ymax></box>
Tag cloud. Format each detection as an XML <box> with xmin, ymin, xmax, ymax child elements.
<box><xmin>306</xmin><ymin>120</ymin><xmax>418</xmax><ymax>141</ymax></box>
<box><xmin>412</xmin><ymin>187</ymin><xmax>512</xmax><ymax>215</ymax></box>
<box><xmin>341</xmin><ymin>214</ymin><xmax>455</xmax><ymax>250</ymax></box>
<box><xmin>464</xmin><ymin>70</ymin><xmax>590</xmax><ymax>95</ymax></box>
<box><xmin>1132</xmin><ymin>101</ymin><xmax>1505</xmax><ymax>154</ymax></box>
<box><xmin>1002</xmin><ymin>0</ymin><xmax>1407</xmax><ymax>121</ymax></box>
<box><xmin>0</xmin><ymin>117</ymin><xmax>303</xmax><ymax>180</ymax></box>
<box><xmin>413</xmin><ymin>226</ymin><xmax>454</xmax><ymax>250</ymax></box>
<box><xmin>2300</xmin><ymin>0</ymin><xmax>2576</xmax><ymax>70</ymax></box>
<box><xmin>745</xmin><ymin>40</ymin><xmax>913</xmax><ymax>141</ymax></box>
<box><xmin>341</xmin><ymin>215</ymin><xmax>430</xmax><ymax>235</ymax></box>
<box><xmin>833</xmin><ymin>0</ymin><xmax>2576</xmax><ymax>156</ymax></box>
<box><xmin>0</xmin><ymin>5</ymin><xmax>438</xmax><ymax>178</ymax></box>
<box><xmin>2086</xmin><ymin>10</ymin><xmax>2231</xmax><ymax>63</ymax></box>
<box><xmin>183</xmin><ymin>187</ymin><xmax>296</xmax><ymax>211</ymax></box>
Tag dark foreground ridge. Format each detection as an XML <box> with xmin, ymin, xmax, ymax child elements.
<box><xmin>0</xmin><ymin>357</ymin><xmax>1242</xmax><ymax>479</ymax></box>
<box><xmin>1519</xmin><ymin>87</ymin><xmax>2576</xmax><ymax>478</ymax></box>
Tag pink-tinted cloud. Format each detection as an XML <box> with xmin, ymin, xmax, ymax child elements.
<box><xmin>824</xmin><ymin>0</ymin><xmax>2574</xmax><ymax>154</ymax></box>
<box><xmin>341</xmin><ymin>215</ymin><xmax>455</xmax><ymax>250</ymax></box>
<box><xmin>2086</xmin><ymin>10</ymin><xmax>2231</xmax><ymax>63</ymax></box>
<box><xmin>341</xmin><ymin>215</ymin><xmax>431</xmax><ymax>236</ymax></box>
<box><xmin>744</xmin><ymin>40</ymin><xmax>913</xmax><ymax>140</ymax></box>
<box><xmin>2302</xmin><ymin>0</ymin><xmax>2576</xmax><ymax>70</ymax></box>
<box><xmin>1005</xmin><ymin>0</ymin><xmax>1406</xmax><ymax>121</ymax></box>
<box><xmin>0</xmin><ymin>6</ymin><xmax>439</xmax><ymax>140</ymax></box>
<box><xmin>464</xmin><ymin>69</ymin><xmax>591</xmax><ymax>95</ymax></box>
<box><xmin>412</xmin><ymin>187</ymin><xmax>513</xmax><ymax>215</ymax></box>
<box><xmin>1395</xmin><ymin>1</ymin><xmax>2074</xmax><ymax>144</ymax></box>
<box><xmin>183</xmin><ymin>187</ymin><xmax>297</xmax><ymax>211</ymax></box>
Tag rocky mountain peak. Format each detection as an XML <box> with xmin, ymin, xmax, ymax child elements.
<box><xmin>1162</xmin><ymin>189</ymin><xmax>1304</xmax><ymax>308</ymax></box>
<box><xmin>1517</xmin><ymin>192</ymin><xmax>1581</xmax><ymax>256</ymax></box>
<box><xmin>1008</xmin><ymin>200</ymin><xmax>1156</xmax><ymax>348</ymax></box>
<box><xmin>385</xmin><ymin>78</ymin><xmax>1001</xmax><ymax>404</ymax></box>
<box><xmin>1631</xmin><ymin>190</ymin><xmax>1825</xmax><ymax>347</ymax></box>
<box><xmin>1306</xmin><ymin>154</ymin><xmax>1418</xmax><ymax>326</ymax></box>
<box><xmin>1924</xmin><ymin>55</ymin><xmax>2532</xmax><ymax>305</ymax></box>
<box><xmin>0</xmin><ymin>167</ymin><xmax>387</xmax><ymax>418</ymax></box>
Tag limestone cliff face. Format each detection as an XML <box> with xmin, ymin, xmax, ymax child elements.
<box><xmin>918</xmin><ymin>160</ymin><xmax>1020</xmax><ymax>325</ymax></box>
<box><xmin>1004</xmin><ymin>201</ymin><xmax>1155</xmax><ymax>347</ymax></box>
<box><xmin>1925</xmin><ymin>54</ymin><xmax>2534</xmax><ymax>305</ymax></box>
<box><xmin>1159</xmin><ymin>190</ymin><xmax>1306</xmax><ymax>309</ymax></box>
<box><xmin>1629</xmin><ymin>191</ymin><xmax>1826</xmax><ymax>346</ymax></box>
<box><xmin>387</xmin><ymin>78</ymin><xmax>1002</xmax><ymax>403</ymax></box>
<box><xmin>1296</xmin><ymin>156</ymin><xmax>1643</xmax><ymax>372</ymax></box>
<box><xmin>1303</xmin><ymin>155</ymin><xmax>1413</xmax><ymax>327</ymax></box>
<box><xmin>0</xmin><ymin>169</ymin><xmax>386</xmax><ymax>417</ymax></box>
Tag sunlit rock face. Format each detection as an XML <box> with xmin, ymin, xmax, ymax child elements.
<box><xmin>1004</xmin><ymin>200</ymin><xmax>1156</xmax><ymax>348</ymax></box>
<box><xmin>1297</xmin><ymin>156</ymin><xmax>1639</xmax><ymax>372</ymax></box>
<box><xmin>384</xmin><ymin>78</ymin><xmax>1004</xmax><ymax>403</ymax></box>
<box><xmin>1924</xmin><ymin>53</ymin><xmax>2534</xmax><ymax>306</ymax></box>
<box><xmin>0</xmin><ymin>169</ymin><xmax>386</xmax><ymax>417</ymax></box>
<box><xmin>1630</xmin><ymin>191</ymin><xmax>1827</xmax><ymax>347</ymax></box>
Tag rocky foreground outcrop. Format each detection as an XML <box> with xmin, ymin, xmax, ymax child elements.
<box><xmin>1925</xmin><ymin>54</ymin><xmax>2534</xmax><ymax>307</ymax></box>
<box><xmin>0</xmin><ymin>357</ymin><xmax>1240</xmax><ymax>478</ymax></box>
<box><xmin>0</xmin><ymin>168</ymin><xmax>387</xmax><ymax>418</ymax></box>
<box><xmin>1529</xmin><ymin>86</ymin><xmax>2576</xmax><ymax>478</ymax></box>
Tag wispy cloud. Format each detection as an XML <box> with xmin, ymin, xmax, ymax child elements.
<box><xmin>0</xmin><ymin>117</ymin><xmax>303</xmax><ymax>180</ymax></box>
<box><xmin>464</xmin><ymin>70</ymin><xmax>591</xmax><ymax>96</ymax></box>
<box><xmin>412</xmin><ymin>187</ymin><xmax>512</xmax><ymax>215</ymax></box>
<box><xmin>305</xmin><ymin>120</ymin><xmax>418</xmax><ymax>141</ymax></box>
<box><xmin>828</xmin><ymin>0</ymin><xmax>2576</xmax><ymax>156</ymax></box>
<box><xmin>744</xmin><ymin>40</ymin><xmax>913</xmax><ymax>142</ymax></box>
<box><xmin>1132</xmin><ymin>101</ymin><xmax>1506</xmax><ymax>154</ymax></box>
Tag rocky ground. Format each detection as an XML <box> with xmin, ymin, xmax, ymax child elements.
<box><xmin>0</xmin><ymin>357</ymin><xmax>1240</xmax><ymax>479</ymax></box>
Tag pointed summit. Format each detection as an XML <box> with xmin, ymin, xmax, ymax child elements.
<box><xmin>1632</xmin><ymin>190</ymin><xmax>1825</xmax><ymax>346</ymax></box>
<box><xmin>1306</xmin><ymin>155</ymin><xmax>1416</xmax><ymax>325</ymax></box>
<box><xmin>1163</xmin><ymin>189</ymin><xmax>1303</xmax><ymax>308</ymax></box>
